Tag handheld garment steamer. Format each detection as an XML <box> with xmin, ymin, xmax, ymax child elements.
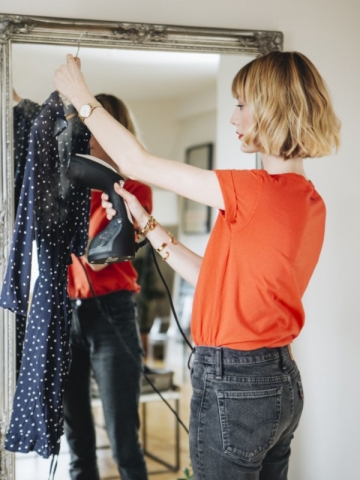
<box><xmin>67</xmin><ymin>154</ymin><xmax>139</xmax><ymax>264</ymax></box>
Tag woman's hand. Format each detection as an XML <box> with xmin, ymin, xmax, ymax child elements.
<box><xmin>54</xmin><ymin>54</ymin><xmax>93</xmax><ymax>107</ymax></box>
<box><xmin>103</xmin><ymin>184</ymin><xmax>202</xmax><ymax>288</ymax></box>
<box><xmin>102</xmin><ymin>182</ymin><xmax>150</xmax><ymax>231</ymax></box>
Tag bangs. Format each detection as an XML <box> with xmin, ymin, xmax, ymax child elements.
<box><xmin>231</xmin><ymin>67</ymin><xmax>248</xmax><ymax>101</ymax></box>
<box><xmin>230</xmin><ymin>52</ymin><xmax>341</xmax><ymax>159</ymax></box>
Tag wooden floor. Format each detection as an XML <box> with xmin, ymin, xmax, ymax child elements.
<box><xmin>15</xmin><ymin>338</ymin><xmax>193</xmax><ymax>480</ymax></box>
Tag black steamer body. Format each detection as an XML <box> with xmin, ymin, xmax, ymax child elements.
<box><xmin>67</xmin><ymin>154</ymin><xmax>136</xmax><ymax>264</ymax></box>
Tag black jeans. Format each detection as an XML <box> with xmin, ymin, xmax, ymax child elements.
<box><xmin>189</xmin><ymin>346</ymin><xmax>304</xmax><ymax>480</ymax></box>
<box><xmin>64</xmin><ymin>290</ymin><xmax>148</xmax><ymax>480</ymax></box>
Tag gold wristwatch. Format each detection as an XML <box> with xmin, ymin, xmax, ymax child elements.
<box><xmin>78</xmin><ymin>102</ymin><xmax>102</xmax><ymax>122</ymax></box>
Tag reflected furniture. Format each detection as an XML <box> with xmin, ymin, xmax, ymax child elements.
<box><xmin>92</xmin><ymin>387</ymin><xmax>181</xmax><ymax>477</ymax></box>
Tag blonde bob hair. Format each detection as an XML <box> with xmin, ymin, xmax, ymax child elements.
<box><xmin>232</xmin><ymin>51</ymin><xmax>341</xmax><ymax>159</ymax></box>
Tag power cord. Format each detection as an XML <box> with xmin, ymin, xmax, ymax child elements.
<box><xmin>149</xmin><ymin>245</ymin><xmax>194</xmax><ymax>353</ymax></box>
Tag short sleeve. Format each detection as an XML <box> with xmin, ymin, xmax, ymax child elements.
<box><xmin>215</xmin><ymin>169</ymin><xmax>261</xmax><ymax>227</ymax></box>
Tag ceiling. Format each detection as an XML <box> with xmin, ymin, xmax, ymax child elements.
<box><xmin>12</xmin><ymin>43</ymin><xmax>220</xmax><ymax>105</ymax></box>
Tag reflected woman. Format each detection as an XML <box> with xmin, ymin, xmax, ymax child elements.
<box><xmin>65</xmin><ymin>94</ymin><xmax>151</xmax><ymax>480</ymax></box>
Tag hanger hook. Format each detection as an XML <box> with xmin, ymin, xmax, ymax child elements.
<box><xmin>75</xmin><ymin>31</ymin><xmax>87</xmax><ymax>58</ymax></box>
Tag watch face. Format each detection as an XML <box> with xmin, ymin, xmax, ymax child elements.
<box><xmin>80</xmin><ymin>104</ymin><xmax>91</xmax><ymax>118</ymax></box>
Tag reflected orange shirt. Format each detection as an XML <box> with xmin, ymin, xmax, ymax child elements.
<box><xmin>67</xmin><ymin>180</ymin><xmax>152</xmax><ymax>299</ymax></box>
<box><xmin>191</xmin><ymin>169</ymin><xmax>326</xmax><ymax>350</ymax></box>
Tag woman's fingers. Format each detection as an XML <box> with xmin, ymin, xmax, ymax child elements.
<box><xmin>104</xmin><ymin>182</ymin><xmax>149</xmax><ymax>229</ymax></box>
<box><xmin>113</xmin><ymin>181</ymin><xmax>127</xmax><ymax>196</ymax></box>
<box><xmin>101</xmin><ymin>200</ymin><xmax>116</xmax><ymax>218</ymax></box>
<box><xmin>106</xmin><ymin>210</ymin><xmax>116</xmax><ymax>220</ymax></box>
<box><xmin>54</xmin><ymin>54</ymin><xmax>88</xmax><ymax>104</ymax></box>
<box><xmin>114</xmin><ymin>183</ymin><xmax>139</xmax><ymax>208</ymax></box>
<box><xmin>66</xmin><ymin>54</ymin><xmax>81</xmax><ymax>69</ymax></box>
<box><xmin>66</xmin><ymin>53</ymin><xmax>75</xmax><ymax>63</ymax></box>
<box><xmin>101</xmin><ymin>182</ymin><xmax>149</xmax><ymax>230</ymax></box>
<box><xmin>101</xmin><ymin>187</ymin><xmax>118</xmax><ymax>219</ymax></box>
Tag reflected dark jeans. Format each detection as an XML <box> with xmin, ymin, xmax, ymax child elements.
<box><xmin>64</xmin><ymin>290</ymin><xmax>148</xmax><ymax>480</ymax></box>
<box><xmin>189</xmin><ymin>346</ymin><xmax>304</xmax><ymax>480</ymax></box>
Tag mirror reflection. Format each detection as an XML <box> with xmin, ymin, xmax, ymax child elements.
<box><xmin>11</xmin><ymin>43</ymin><xmax>256</xmax><ymax>479</ymax></box>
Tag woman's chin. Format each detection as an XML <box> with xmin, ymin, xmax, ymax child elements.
<box><xmin>240</xmin><ymin>144</ymin><xmax>257</xmax><ymax>154</ymax></box>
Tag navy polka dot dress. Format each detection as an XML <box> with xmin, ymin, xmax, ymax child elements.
<box><xmin>14</xmin><ymin>99</ymin><xmax>42</xmax><ymax>212</ymax></box>
<box><xmin>13</xmin><ymin>99</ymin><xmax>42</xmax><ymax>378</ymax></box>
<box><xmin>0</xmin><ymin>91</ymin><xmax>91</xmax><ymax>458</ymax></box>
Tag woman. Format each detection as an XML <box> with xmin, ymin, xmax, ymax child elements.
<box><xmin>55</xmin><ymin>51</ymin><xmax>341</xmax><ymax>479</ymax></box>
<box><xmin>65</xmin><ymin>94</ymin><xmax>151</xmax><ymax>480</ymax></box>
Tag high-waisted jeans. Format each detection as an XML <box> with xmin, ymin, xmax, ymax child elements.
<box><xmin>189</xmin><ymin>345</ymin><xmax>304</xmax><ymax>480</ymax></box>
<box><xmin>64</xmin><ymin>290</ymin><xmax>148</xmax><ymax>480</ymax></box>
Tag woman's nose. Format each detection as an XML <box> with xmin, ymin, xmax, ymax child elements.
<box><xmin>230</xmin><ymin>109</ymin><xmax>238</xmax><ymax>125</ymax></box>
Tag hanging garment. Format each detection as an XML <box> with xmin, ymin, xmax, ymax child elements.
<box><xmin>13</xmin><ymin>99</ymin><xmax>43</xmax><ymax>376</ymax></box>
<box><xmin>0</xmin><ymin>91</ymin><xmax>91</xmax><ymax>458</ymax></box>
<box><xmin>14</xmin><ymin>99</ymin><xmax>42</xmax><ymax>211</ymax></box>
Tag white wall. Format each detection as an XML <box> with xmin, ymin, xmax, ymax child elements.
<box><xmin>128</xmin><ymin>98</ymin><xmax>181</xmax><ymax>161</ymax></box>
<box><xmin>2</xmin><ymin>1</ymin><xmax>360</xmax><ymax>479</ymax></box>
<box><xmin>176</xmin><ymin>87</ymin><xmax>218</xmax><ymax>245</ymax></box>
<box><xmin>172</xmin><ymin>108</ymin><xmax>217</xmax><ymax>256</ymax></box>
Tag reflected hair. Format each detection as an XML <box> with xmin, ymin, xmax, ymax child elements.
<box><xmin>95</xmin><ymin>93</ymin><xmax>136</xmax><ymax>136</ymax></box>
<box><xmin>232</xmin><ymin>51</ymin><xmax>341</xmax><ymax>159</ymax></box>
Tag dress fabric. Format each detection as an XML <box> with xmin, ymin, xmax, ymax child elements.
<box><xmin>0</xmin><ymin>91</ymin><xmax>91</xmax><ymax>458</ymax></box>
<box><xmin>14</xmin><ymin>99</ymin><xmax>42</xmax><ymax>211</ymax></box>
<box><xmin>13</xmin><ymin>99</ymin><xmax>42</xmax><ymax>376</ymax></box>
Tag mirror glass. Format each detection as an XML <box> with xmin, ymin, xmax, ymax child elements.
<box><xmin>11</xmin><ymin>42</ymin><xmax>257</xmax><ymax>301</ymax></box>
<box><xmin>10</xmin><ymin>42</ymin><xmax>256</xmax><ymax>479</ymax></box>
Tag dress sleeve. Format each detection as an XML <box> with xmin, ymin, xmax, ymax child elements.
<box><xmin>214</xmin><ymin>169</ymin><xmax>261</xmax><ymax>228</ymax></box>
<box><xmin>13</xmin><ymin>99</ymin><xmax>42</xmax><ymax>211</ymax></box>
<box><xmin>0</xmin><ymin>133</ymin><xmax>36</xmax><ymax>315</ymax></box>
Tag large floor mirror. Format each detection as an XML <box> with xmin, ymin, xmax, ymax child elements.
<box><xmin>0</xmin><ymin>14</ymin><xmax>283</xmax><ymax>480</ymax></box>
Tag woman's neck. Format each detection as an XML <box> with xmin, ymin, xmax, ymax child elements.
<box><xmin>260</xmin><ymin>153</ymin><xmax>308</xmax><ymax>179</ymax></box>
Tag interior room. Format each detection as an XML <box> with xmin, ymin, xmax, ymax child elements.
<box><xmin>0</xmin><ymin>2</ymin><xmax>359</xmax><ymax>480</ymax></box>
<box><xmin>10</xmin><ymin>42</ymin><xmax>256</xmax><ymax>480</ymax></box>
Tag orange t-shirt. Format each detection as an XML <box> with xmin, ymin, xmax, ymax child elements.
<box><xmin>191</xmin><ymin>169</ymin><xmax>326</xmax><ymax>350</ymax></box>
<box><xmin>67</xmin><ymin>179</ymin><xmax>152</xmax><ymax>299</ymax></box>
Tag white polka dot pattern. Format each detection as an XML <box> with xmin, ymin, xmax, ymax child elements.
<box><xmin>14</xmin><ymin>99</ymin><xmax>42</xmax><ymax>212</ymax></box>
<box><xmin>0</xmin><ymin>91</ymin><xmax>91</xmax><ymax>458</ymax></box>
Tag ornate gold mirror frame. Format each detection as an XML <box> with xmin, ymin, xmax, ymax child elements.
<box><xmin>0</xmin><ymin>14</ymin><xmax>282</xmax><ymax>479</ymax></box>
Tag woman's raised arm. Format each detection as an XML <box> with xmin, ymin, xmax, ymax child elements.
<box><xmin>54</xmin><ymin>54</ymin><xmax>224</xmax><ymax>210</ymax></box>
